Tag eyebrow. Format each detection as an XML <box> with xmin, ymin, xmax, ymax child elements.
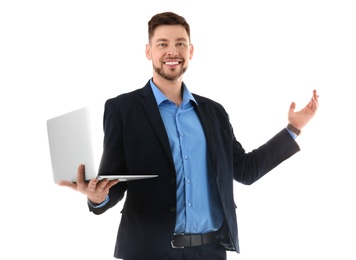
<box><xmin>155</xmin><ymin>37</ymin><xmax>188</xmax><ymax>43</ymax></box>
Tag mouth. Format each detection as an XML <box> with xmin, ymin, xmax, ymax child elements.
<box><xmin>163</xmin><ymin>60</ymin><xmax>182</xmax><ymax>66</ymax></box>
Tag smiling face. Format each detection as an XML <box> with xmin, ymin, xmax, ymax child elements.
<box><xmin>146</xmin><ymin>25</ymin><xmax>194</xmax><ymax>82</ymax></box>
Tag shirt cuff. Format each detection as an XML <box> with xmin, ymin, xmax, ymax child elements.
<box><xmin>88</xmin><ymin>195</ymin><xmax>109</xmax><ymax>208</ymax></box>
<box><xmin>286</xmin><ymin>128</ymin><xmax>297</xmax><ymax>140</ymax></box>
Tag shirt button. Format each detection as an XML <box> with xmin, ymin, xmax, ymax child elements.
<box><xmin>188</xmin><ymin>203</ymin><xmax>192</xmax><ymax>207</ymax></box>
<box><xmin>184</xmin><ymin>155</ymin><xmax>188</xmax><ymax>160</ymax></box>
<box><xmin>187</xmin><ymin>179</ymin><xmax>191</xmax><ymax>184</ymax></box>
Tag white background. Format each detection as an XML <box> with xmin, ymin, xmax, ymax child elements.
<box><xmin>1</xmin><ymin>1</ymin><xmax>355</xmax><ymax>259</ymax></box>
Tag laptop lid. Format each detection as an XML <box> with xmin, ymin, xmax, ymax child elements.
<box><xmin>46</xmin><ymin>107</ymin><xmax>97</xmax><ymax>183</ymax></box>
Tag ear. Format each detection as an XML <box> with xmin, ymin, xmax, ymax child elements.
<box><xmin>189</xmin><ymin>43</ymin><xmax>194</xmax><ymax>60</ymax></box>
<box><xmin>145</xmin><ymin>44</ymin><xmax>152</xmax><ymax>60</ymax></box>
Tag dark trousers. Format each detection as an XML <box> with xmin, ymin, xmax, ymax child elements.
<box><xmin>160</xmin><ymin>243</ymin><xmax>227</xmax><ymax>260</ymax></box>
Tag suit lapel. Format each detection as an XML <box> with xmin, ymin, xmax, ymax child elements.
<box><xmin>194</xmin><ymin>97</ymin><xmax>217</xmax><ymax>175</ymax></box>
<box><xmin>140</xmin><ymin>83</ymin><xmax>175</xmax><ymax>166</ymax></box>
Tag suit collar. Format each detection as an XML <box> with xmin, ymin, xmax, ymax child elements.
<box><xmin>148</xmin><ymin>78</ymin><xmax>198</xmax><ymax>107</ymax></box>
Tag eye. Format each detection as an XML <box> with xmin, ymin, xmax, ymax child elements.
<box><xmin>177</xmin><ymin>43</ymin><xmax>186</xmax><ymax>48</ymax></box>
<box><xmin>158</xmin><ymin>43</ymin><xmax>167</xmax><ymax>48</ymax></box>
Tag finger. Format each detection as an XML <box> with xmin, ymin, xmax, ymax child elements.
<box><xmin>57</xmin><ymin>180</ymin><xmax>77</xmax><ymax>189</ymax></box>
<box><xmin>87</xmin><ymin>178</ymin><xmax>99</xmax><ymax>192</ymax></box>
<box><xmin>310</xmin><ymin>90</ymin><xmax>319</xmax><ymax>110</ymax></box>
<box><xmin>107</xmin><ymin>179</ymin><xmax>120</xmax><ymax>189</ymax></box>
<box><xmin>76</xmin><ymin>164</ymin><xmax>86</xmax><ymax>185</ymax></box>
<box><xmin>312</xmin><ymin>89</ymin><xmax>319</xmax><ymax>101</ymax></box>
<box><xmin>96</xmin><ymin>178</ymin><xmax>110</xmax><ymax>191</ymax></box>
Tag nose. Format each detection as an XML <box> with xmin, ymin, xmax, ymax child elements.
<box><xmin>166</xmin><ymin>46</ymin><xmax>178</xmax><ymax>56</ymax></box>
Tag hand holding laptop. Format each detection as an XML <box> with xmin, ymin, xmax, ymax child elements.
<box><xmin>47</xmin><ymin>107</ymin><xmax>158</xmax><ymax>184</ymax></box>
<box><xmin>58</xmin><ymin>164</ymin><xmax>119</xmax><ymax>204</ymax></box>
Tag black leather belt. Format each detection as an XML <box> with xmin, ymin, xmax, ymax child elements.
<box><xmin>171</xmin><ymin>231</ymin><xmax>218</xmax><ymax>248</ymax></box>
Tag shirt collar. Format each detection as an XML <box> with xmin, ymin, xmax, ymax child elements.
<box><xmin>149</xmin><ymin>78</ymin><xmax>197</xmax><ymax>107</ymax></box>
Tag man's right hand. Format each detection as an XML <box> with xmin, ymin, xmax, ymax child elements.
<box><xmin>57</xmin><ymin>164</ymin><xmax>119</xmax><ymax>204</ymax></box>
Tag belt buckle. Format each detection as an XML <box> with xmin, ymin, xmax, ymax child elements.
<box><xmin>171</xmin><ymin>233</ymin><xmax>185</xmax><ymax>249</ymax></box>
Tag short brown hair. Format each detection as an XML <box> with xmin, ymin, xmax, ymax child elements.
<box><xmin>148</xmin><ymin>12</ymin><xmax>191</xmax><ymax>43</ymax></box>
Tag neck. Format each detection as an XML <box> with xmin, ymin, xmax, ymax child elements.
<box><xmin>152</xmin><ymin>74</ymin><xmax>183</xmax><ymax>106</ymax></box>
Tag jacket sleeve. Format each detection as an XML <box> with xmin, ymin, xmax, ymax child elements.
<box><xmin>232</xmin><ymin>128</ymin><xmax>300</xmax><ymax>185</ymax></box>
<box><xmin>88</xmin><ymin>98</ymin><xmax>128</xmax><ymax>214</ymax></box>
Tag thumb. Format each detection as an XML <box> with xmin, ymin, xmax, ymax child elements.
<box><xmin>289</xmin><ymin>101</ymin><xmax>296</xmax><ymax>112</ymax></box>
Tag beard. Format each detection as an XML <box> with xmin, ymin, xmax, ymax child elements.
<box><xmin>153</xmin><ymin>62</ymin><xmax>188</xmax><ymax>81</ymax></box>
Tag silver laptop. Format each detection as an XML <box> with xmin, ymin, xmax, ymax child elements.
<box><xmin>46</xmin><ymin>107</ymin><xmax>158</xmax><ymax>183</ymax></box>
<box><xmin>47</xmin><ymin>107</ymin><xmax>97</xmax><ymax>183</ymax></box>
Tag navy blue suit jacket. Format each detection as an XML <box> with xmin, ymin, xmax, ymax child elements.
<box><xmin>89</xmin><ymin>80</ymin><xmax>300</xmax><ymax>259</ymax></box>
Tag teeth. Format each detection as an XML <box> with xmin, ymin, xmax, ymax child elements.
<box><xmin>165</xmin><ymin>61</ymin><xmax>179</xmax><ymax>65</ymax></box>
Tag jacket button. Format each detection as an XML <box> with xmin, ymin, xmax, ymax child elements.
<box><xmin>170</xmin><ymin>207</ymin><xmax>176</xmax><ymax>213</ymax></box>
<box><xmin>170</xmin><ymin>178</ymin><xmax>176</xmax><ymax>184</ymax></box>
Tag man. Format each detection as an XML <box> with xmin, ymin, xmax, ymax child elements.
<box><xmin>59</xmin><ymin>11</ymin><xmax>319</xmax><ymax>260</ymax></box>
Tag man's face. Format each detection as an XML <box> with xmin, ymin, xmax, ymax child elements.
<box><xmin>146</xmin><ymin>25</ymin><xmax>194</xmax><ymax>81</ymax></box>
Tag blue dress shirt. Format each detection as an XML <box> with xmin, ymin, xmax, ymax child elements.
<box><xmin>150</xmin><ymin>79</ymin><xmax>224</xmax><ymax>234</ymax></box>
